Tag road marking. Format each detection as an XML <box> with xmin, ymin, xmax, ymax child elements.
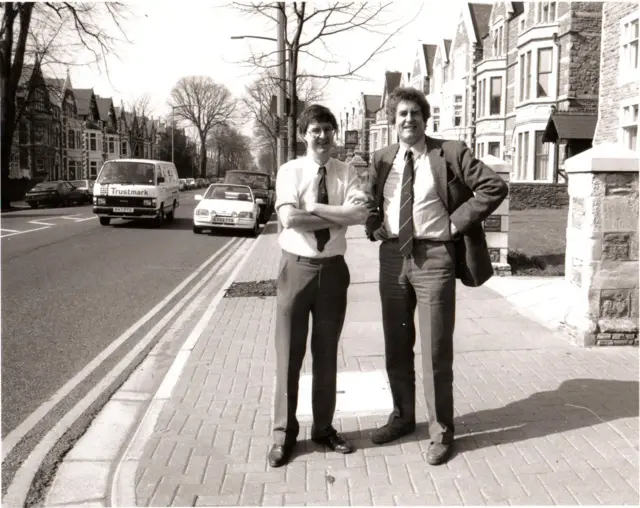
<box><xmin>0</xmin><ymin>226</ymin><xmax>51</xmax><ymax>238</ymax></box>
<box><xmin>111</xmin><ymin>232</ymin><xmax>263</xmax><ymax>507</ymax></box>
<box><xmin>0</xmin><ymin>228</ymin><xmax>20</xmax><ymax>233</ymax></box>
<box><xmin>28</xmin><ymin>220</ymin><xmax>56</xmax><ymax>226</ymax></box>
<box><xmin>3</xmin><ymin>237</ymin><xmax>247</xmax><ymax>508</ymax></box>
<box><xmin>1</xmin><ymin>236</ymin><xmax>239</xmax><ymax>463</ymax></box>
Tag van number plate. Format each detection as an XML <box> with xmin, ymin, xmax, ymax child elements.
<box><xmin>113</xmin><ymin>207</ymin><xmax>134</xmax><ymax>213</ymax></box>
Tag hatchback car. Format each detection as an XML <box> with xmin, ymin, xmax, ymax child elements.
<box><xmin>25</xmin><ymin>181</ymin><xmax>89</xmax><ymax>208</ymax></box>
<box><xmin>193</xmin><ymin>184</ymin><xmax>260</xmax><ymax>237</ymax></box>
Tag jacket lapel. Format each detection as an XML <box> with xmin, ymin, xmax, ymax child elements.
<box><xmin>426</xmin><ymin>136</ymin><xmax>448</xmax><ymax>211</ymax></box>
<box><xmin>376</xmin><ymin>144</ymin><xmax>399</xmax><ymax>203</ymax></box>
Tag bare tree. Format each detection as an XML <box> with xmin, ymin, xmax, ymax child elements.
<box><xmin>1</xmin><ymin>1</ymin><xmax>130</xmax><ymax>208</ymax></box>
<box><xmin>207</xmin><ymin>124</ymin><xmax>253</xmax><ymax>178</ymax></box>
<box><xmin>232</xmin><ymin>1</ymin><xmax>420</xmax><ymax>160</ymax></box>
<box><xmin>169</xmin><ymin>76</ymin><xmax>237</xmax><ymax>178</ymax></box>
<box><xmin>126</xmin><ymin>92</ymin><xmax>154</xmax><ymax>158</ymax></box>
<box><xmin>242</xmin><ymin>69</ymin><xmax>325</xmax><ymax>169</ymax></box>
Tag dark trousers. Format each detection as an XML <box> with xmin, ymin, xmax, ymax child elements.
<box><xmin>379</xmin><ymin>239</ymin><xmax>456</xmax><ymax>444</ymax></box>
<box><xmin>273</xmin><ymin>250</ymin><xmax>350</xmax><ymax>445</ymax></box>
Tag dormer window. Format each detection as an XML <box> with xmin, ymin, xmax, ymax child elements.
<box><xmin>536</xmin><ymin>2</ymin><xmax>556</xmax><ymax>24</ymax></box>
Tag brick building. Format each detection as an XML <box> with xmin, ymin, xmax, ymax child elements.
<box><xmin>368</xmin><ymin>71</ymin><xmax>402</xmax><ymax>152</ymax></box>
<box><xmin>337</xmin><ymin>93</ymin><xmax>380</xmax><ymax>157</ymax></box>
<box><xmin>593</xmin><ymin>2</ymin><xmax>639</xmax><ymax>149</ymax></box>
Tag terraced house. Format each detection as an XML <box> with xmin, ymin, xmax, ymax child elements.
<box><xmin>9</xmin><ymin>67</ymin><xmax>161</xmax><ymax>182</ymax></box>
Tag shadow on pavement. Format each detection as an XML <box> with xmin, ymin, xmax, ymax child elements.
<box><xmin>323</xmin><ymin>378</ymin><xmax>638</xmax><ymax>455</ymax></box>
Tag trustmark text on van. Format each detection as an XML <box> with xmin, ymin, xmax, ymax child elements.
<box><xmin>93</xmin><ymin>159</ymin><xmax>180</xmax><ymax>226</ymax></box>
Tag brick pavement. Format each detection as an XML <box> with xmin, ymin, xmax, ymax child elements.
<box><xmin>134</xmin><ymin>223</ymin><xmax>639</xmax><ymax>506</ymax></box>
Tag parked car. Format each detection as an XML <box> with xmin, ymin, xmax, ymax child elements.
<box><xmin>70</xmin><ymin>179</ymin><xmax>95</xmax><ymax>199</ymax></box>
<box><xmin>193</xmin><ymin>184</ymin><xmax>260</xmax><ymax>237</ymax></box>
<box><xmin>186</xmin><ymin>178</ymin><xmax>196</xmax><ymax>190</ymax></box>
<box><xmin>223</xmin><ymin>170</ymin><xmax>274</xmax><ymax>223</ymax></box>
<box><xmin>25</xmin><ymin>180</ymin><xmax>89</xmax><ymax>208</ymax></box>
<box><xmin>196</xmin><ymin>178</ymin><xmax>206</xmax><ymax>188</ymax></box>
<box><xmin>178</xmin><ymin>178</ymin><xmax>187</xmax><ymax>191</ymax></box>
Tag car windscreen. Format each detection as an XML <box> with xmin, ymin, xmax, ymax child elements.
<box><xmin>225</xmin><ymin>173</ymin><xmax>269</xmax><ymax>189</ymax></box>
<box><xmin>70</xmin><ymin>180</ymin><xmax>86</xmax><ymax>188</ymax></box>
<box><xmin>96</xmin><ymin>161</ymin><xmax>156</xmax><ymax>185</ymax></box>
<box><xmin>32</xmin><ymin>183</ymin><xmax>58</xmax><ymax>190</ymax></box>
<box><xmin>204</xmin><ymin>185</ymin><xmax>252</xmax><ymax>201</ymax></box>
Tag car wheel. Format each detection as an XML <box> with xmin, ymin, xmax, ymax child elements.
<box><xmin>99</xmin><ymin>217</ymin><xmax>111</xmax><ymax>226</ymax></box>
<box><xmin>251</xmin><ymin>219</ymin><xmax>259</xmax><ymax>237</ymax></box>
<box><xmin>166</xmin><ymin>200</ymin><xmax>176</xmax><ymax>222</ymax></box>
<box><xmin>154</xmin><ymin>205</ymin><xmax>165</xmax><ymax>227</ymax></box>
<box><xmin>193</xmin><ymin>225</ymin><xmax>203</xmax><ymax>234</ymax></box>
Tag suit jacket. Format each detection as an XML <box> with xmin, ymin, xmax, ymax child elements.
<box><xmin>365</xmin><ymin>136</ymin><xmax>509</xmax><ymax>286</ymax></box>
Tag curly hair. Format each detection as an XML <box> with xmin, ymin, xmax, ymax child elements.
<box><xmin>297</xmin><ymin>104</ymin><xmax>338</xmax><ymax>137</ymax></box>
<box><xmin>385</xmin><ymin>87</ymin><xmax>431</xmax><ymax>123</ymax></box>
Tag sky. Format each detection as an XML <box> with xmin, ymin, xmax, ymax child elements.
<box><xmin>61</xmin><ymin>0</ymin><xmax>491</xmax><ymax>136</ymax></box>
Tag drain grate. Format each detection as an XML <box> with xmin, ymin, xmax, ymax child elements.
<box><xmin>224</xmin><ymin>279</ymin><xmax>277</xmax><ymax>298</ymax></box>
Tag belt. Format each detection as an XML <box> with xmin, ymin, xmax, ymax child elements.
<box><xmin>282</xmin><ymin>251</ymin><xmax>343</xmax><ymax>265</ymax></box>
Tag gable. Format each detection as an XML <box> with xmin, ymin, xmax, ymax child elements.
<box><xmin>490</xmin><ymin>1</ymin><xmax>507</xmax><ymax>24</ymax></box>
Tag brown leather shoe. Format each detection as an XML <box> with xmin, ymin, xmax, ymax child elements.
<box><xmin>312</xmin><ymin>432</ymin><xmax>354</xmax><ymax>454</ymax></box>
<box><xmin>371</xmin><ymin>424</ymin><xmax>415</xmax><ymax>445</ymax></box>
<box><xmin>268</xmin><ymin>442</ymin><xmax>295</xmax><ymax>467</ymax></box>
<box><xmin>426</xmin><ymin>441</ymin><xmax>452</xmax><ymax>465</ymax></box>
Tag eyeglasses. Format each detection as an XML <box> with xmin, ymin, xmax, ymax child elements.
<box><xmin>306</xmin><ymin>127</ymin><xmax>335</xmax><ymax>138</ymax></box>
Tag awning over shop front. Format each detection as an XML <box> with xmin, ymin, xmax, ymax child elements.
<box><xmin>542</xmin><ymin>113</ymin><xmax>597</xmax><ymax>143</ymax></box>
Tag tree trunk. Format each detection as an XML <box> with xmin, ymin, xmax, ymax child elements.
<box><xmin>199</xmin><ymin>137</ymin><xmax>207</xmax><ymax>178</ymax></box>
<box><xmin>287</xmin><ymin>46</ymin><xmax>298</xmax><ymax>161</ymax></box>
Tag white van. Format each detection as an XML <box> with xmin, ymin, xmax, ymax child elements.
<box><xmin>92</xmin><ymin>159</ymin><xmax>180</xmax><ymax>226</ymax></box>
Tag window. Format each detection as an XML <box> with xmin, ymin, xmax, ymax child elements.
<box><xmin>109</xmin><ymin>137</ymin><xmax>115</xmax><ymax>154</ymax></box>
<box><xmin>35</xmin><ymin>124</ymin><xmax>46</xmax><ymax>144</ymax></box>
<box><xmin>537</xmin><ymin>2</ymin><xmax>556</xmax><ymax>24</ymax></box>
<box><xmin>88</xmin><ymin>132</ymin><xmax>97</xmax><ymax>151</ymax></box>
<box><xmin>488</xmin><ymin>142</ymin><xmax>500</xmax><ymax>158</ymax></box>
<box><xmin>493</xmin><ymin>26</ymin><xmax>504</xmax><ymax>57</ymax></box>
<box><xmin>478</xmin><ymin>80</ymin><xmax>485</xmax><ymax>117</ymax></box>
<box><xmin>621</xmin><ymin>16</ymin><xmax>639</xmax><ymax>79</ymax></box>
<box><xmin>122</xmin><ymin>140</ymin><xmax>128</xmax><ymax>156</ymax></box>
<box><xmin>537</xmin><ymin>48</ymin><xmax>553</xmax><ymax>97</ymax></box>
<box><xmin>517</xmin><ymin>132</ymin><xmax>530</xmax><ymax>179</ymax></box>
<box><xmin>534</xmin><ymin>131</ymin><xmax>549</xmax><ymax>180</ymax></box>
<box><xmin>490</xmin><ymin>77</ymin><xmax>502</xmax><ymax>115</ymax></box>
<box><xmin>476</xmin><ymin>143</ymin><xmax>484</xmax><ymax>158</ymax></box>
<box><xmin>34</xmin><ymin>89</ymin><xmax>45</xmax><ymax>111</ymax></box>
<box><xmin>90</xmin><ymin>161</ymin><xmax>98</xmax><ymax>178</ymax></box>
<box><xmin>519</xmin><ymin>52</ymin><xmax>532</xmax><ymax>101</ymax></box>
<box><xmin>622</xmin><ymin>103</ymin><xmax>639</xmax><ymax>151</ymax></box>
<box><xmin>432</xmin><ymin>107</ymin><xmax>440</xmax><ymax>132</ymax></box>
<box><xmin>454</xmin><ymin>96</ymin><xmax>463</xmax><ymax>127</ymax></box>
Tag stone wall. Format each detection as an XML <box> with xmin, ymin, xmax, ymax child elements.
<box><xmin>509</xmin><ymin>183</ymin><xmax>569</xmax><ymax>210</ymax></box>
<box><xmin>593</xmin><ymin>2</ymin><xmax>639</xmax><ymax>145</ymax></box>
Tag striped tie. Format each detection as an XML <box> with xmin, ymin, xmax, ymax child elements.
<box><xmin>314</xmin><ymin>165</ymin><xmax>330</xmax><ymax>252</ymax></box>
<box><xmin>399</xmin><ymin>149</ymin><xmax>414</xmax><ymax>257</ymax></box>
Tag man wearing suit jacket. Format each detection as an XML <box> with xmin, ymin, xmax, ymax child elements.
<box><xmin>365</xmin><ymin>87</ymin><xmax>508</xmax><ymax>465</ymax></box>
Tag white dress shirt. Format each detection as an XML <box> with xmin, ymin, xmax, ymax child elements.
<box><xmin>382</xmin><ymin>138</ymin><xmax>451</xmax><ymax>241</ymax></box>
<box><xmin>275</xmin><ymin>156</ymin><xmax>359</xmax><ymax>257</ymax></box>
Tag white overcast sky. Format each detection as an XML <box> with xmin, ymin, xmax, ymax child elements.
<box><xmin>66</xmin><ymin>0</ymin><xmax>491</xmax><ymax>130</ymax></box>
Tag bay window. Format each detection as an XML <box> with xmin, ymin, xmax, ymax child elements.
<box><xmin>537</xmin><ymin>48</ymin><xmax>553</xmax><ymax>98</ymax></box>
<box><xmin>490</xmin><ymin>77</ymin><xmax>502</xmax><ymax>115</ymax></box>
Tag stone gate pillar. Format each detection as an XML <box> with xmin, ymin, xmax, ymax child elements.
<box><xmin>481</xmin><ymin>154</ymin><xmax>511</xmax><ymax>276</ymax></box>
<box><xmin>563</xmin><ymin>143</ymin><xmax>639</xmax><ymax>347</ymax></box>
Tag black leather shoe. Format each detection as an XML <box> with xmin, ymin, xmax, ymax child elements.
<box><xmin>371</xmin><ymin>424</ymin><xmax>415</xmax><ymax>445</ymax></box>
<box><xmin>268</xmin><ymin>443</ymin><xmax>294</xmax><ymax>467</ymax></box>
<box><xmin>426</xmin><ymin>441</ymin><xmax>453</xmax><ymax>465</ymax></box>
<box><xmin>312</xmin><ymin>432</ymin><xmax>354</xmax><ymax>454</ymax></box>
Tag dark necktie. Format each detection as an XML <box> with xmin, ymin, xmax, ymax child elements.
<box><xmin>399</xmin><ymin>150</ymin><xmax>414</xmax><ymax>257</ymax></box>
<box><xmin>314</xmin><ymin>165</ymin><xmax>330</xmax><ymax>252</ymax></box>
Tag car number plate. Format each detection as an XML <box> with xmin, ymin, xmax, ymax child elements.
<box><xmin>212</xmin><ymin>217</ymin><xmax>234</xmax><ymax>224</ymax></box>
<box><xmin>113</xmin><ymin>207</ymin><xmax>134</xmax><ymax>213</ymax></box>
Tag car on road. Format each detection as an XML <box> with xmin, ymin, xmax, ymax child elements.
<box><xmin>178</xmin><ymin>178</ymin><xmax>187</xmax><ymax>191</ymax></box>
<box><xmin>24</xmin><ymin>181</ymin><xmax>90</xmax><ymax>208</ymax></box>
<box><xmin>186</xmin><ymin>178</ymin><xmax>197</xmax><ymax>190</ymax></box>
<box><xmin>223</xmin><ymin>170</ymin><xmax>274</xmax><ymax>223</ymax></box>
<box><xmin>193</xmin><ymin>184</ymin><xmax>260</xmax><ymax>237</ymax></box>
<box><xmin>92</xmin><ymin>159</ymin><xmax>180</xmax><ymax>226</ymax></box>
<box><xmin>70</xmin><ymin>179</ymin><xmax>95</xmax><ymax>199</ymax></box>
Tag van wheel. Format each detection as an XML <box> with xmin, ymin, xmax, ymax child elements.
<box><xmin>154</xmin><ymin>205</ymin><xmax>164</xmax><ymax>227</ymax></box>
<box><xmin>99</xmin><ymin>217</ymin><xmax>111</xmax><ymax>226</ymax></box>
<box><xmin>193</xmin><ymin>225</ymin><xmax>203</xmax><ymax>234</ymax></box>
<box><xmin>166</xmin><ymin>200</ymin><xmax>176</xmax><ymax>222</ymax></box>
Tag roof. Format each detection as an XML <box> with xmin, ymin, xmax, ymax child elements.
<box><xmin>542</xmin><ymin>113</ymin><xmax>598</xmax><ymax>143</ymax></box>
<box><xmin>385</xmin><ymin>71</ymin><xmax>402</xmax><ymax>95</ymax></box>
<box><xmin>444</xmin><ymin>39</ymin><xmax>452</xmax><ymax>60</ymax></box>
<box><xmin>468</xmin><ymin>3</ymin><xmax>493</xmax><ymax>41</ymax></box>
<box><xmin>364</xmin><ymin>94</ymin><xmax>381</xmax><ymax>116</ymax></box>
<box><xmin>73</xmin><ymin>88</ymin><xmax>94</xmax><ymax>116</ymax></box>
<box><xmin>114</xmin><ymin>106</ymin><xmax>121</xmax><ymax>117</ymax></box>
<box><xmin>510</xmin><ymin>2</ymin><xmax>525</xmax><ymax>18</ymax></box>
<box><xmin>95</xmin><ymin>97</ymin><xmax>113</xmax><ymax>122</ymax></box>
<box><xmin>45</xmin><ymin>77</ymin><xmax>65</xmax><ymax>107</ymax></box>
<box><xmin>422</xmin><ymin>44</ymin><xmax>438</xmax><ymax>74</ymax></box>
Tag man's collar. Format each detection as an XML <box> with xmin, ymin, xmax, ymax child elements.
<box><xmin>399</xmin><ymin>136</ymin><xmax>426</xmax><ymax>157</ymax></box>
<box><xmin>304</xmin><ymin>154</ymin><xmax>332</xmax><ymax>170</ymax></box>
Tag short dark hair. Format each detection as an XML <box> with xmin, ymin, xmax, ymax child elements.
<box><xmin>298</xmin><ymin>104</ymin><xmax>338</xmax><ymax>137</ymax></box>
<box><xmin>385</xmin><ymin>87</ymin><xmax>431</xmax><ymax>123</ymax></box>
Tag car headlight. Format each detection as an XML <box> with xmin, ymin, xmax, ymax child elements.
<box><xmin>238</xmin><ymin>212</ymin><xmax>253</xmax><ymax>219</ymax></box>
<box><xmin>93</xmin><ymin>197</ymin><xmax>97</xmax><ymax>205</ymax></box>
<box><xmin>143</xmin><ymin>199</ymin><xmax>157</xmax><ymax>207</ymax></box>
<box><xmin>255</xmin><ymin>198</ymin><xmax>266</xmax><ymax>204</ymax></box>
<box><xmin>195</xmin><ymin>209</ymin><xmax>209</xmax><ymax>216</ymax></box>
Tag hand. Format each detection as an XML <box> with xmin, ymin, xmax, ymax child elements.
<box><xmin>303</xmin><ymin>201</ymin><xmax>316</xmax><ymax>214</ymax></box>
<box><xmin>450</xmin><ymin>221</ymin><xmax>458</xmax><ymax>238</ymax></box>
<box><xmin>372</xmin><ymin>225</ymin><xmax>389</xmax><ymax>241</ymax></box>
<box><xmin>346</xmin><ymin>190</ymin><xmax>369</xmax><ymax>206</ymax></box>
